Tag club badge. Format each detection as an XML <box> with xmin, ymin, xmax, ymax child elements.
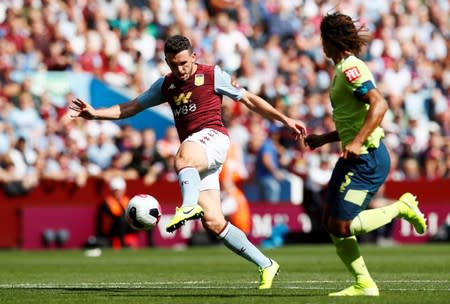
<box><xmin>195</xmin><ymin>74</ymin><xmax>204</xmax><ymax>86</ymax></box>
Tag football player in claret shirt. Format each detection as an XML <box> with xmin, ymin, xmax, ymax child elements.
<box><xmin>70</xmin><ymin>35</ymin><xmax>306</xmax><ymax>289</ymax></box>
<box><xmin>305</xmin><ymin>13</ymin><xmax>427</xmax><ymax>296</ymax></box>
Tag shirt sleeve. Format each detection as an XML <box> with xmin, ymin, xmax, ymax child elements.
<box><xmin>213</xmin><ymin>66</ymin><xmax>244</xmax><ymax>100</ymax></box>
<box><xmin>136</xmin><ymin>77</ymin><xmax>165</xmax><ymax>108</ymax></box>
<box><xmin>342</xmin><ymin>59</ymin><xmax>376</xmax><ymax>101</ymax></box>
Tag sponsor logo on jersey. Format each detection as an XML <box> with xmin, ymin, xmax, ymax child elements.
<box><xmin>174</xmin><ymin>103</ymin><xmax>197</xmax><ymax>117</ymax></box>
<box><xmin>173</xmin><ymin>91</ymin><xmax>196</xmax><ymax>117</ymax></box>
<box><xmin>194</xmin><ymin>74</ymin><xmax>204</xmax><ymax>86</ymax></box>
<box><xmin>173</xmin><ymin>92</ymin><xmax>192</xmax><ymax>106</ymax></box>
<box><xmin>343</xmin><ymin>66</ymin><xmax>361</xmax><ymax>82</ymax></box>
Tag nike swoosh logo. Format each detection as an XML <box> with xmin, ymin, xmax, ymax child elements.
<box><xmin>183</xmin><ymin>208</ymin><xmax>195</xmax><ymax>214</ymax></box>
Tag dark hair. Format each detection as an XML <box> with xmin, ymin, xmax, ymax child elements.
<box><xmin>320</xmin><ymin>12</ymin><xmax>370</xmax><ymax>55</ymax></box>
<box><xmin>164</xmin><ymin>35</ymin><xmax>193</xmax><ymax>55</ymax></box>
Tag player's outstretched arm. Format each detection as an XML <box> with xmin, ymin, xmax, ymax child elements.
<box><xmin>69</xmin><ymin>98</ymin><xmax>143</xmax><ymax>120</ymax></box>
<box><xmin>239</xmin><ymin>90</ymin><xmax>307</xmax><ymax>139</ymax></box>
<box><xmin>305</xmin><ymin>131</ymin><xmax>340</xmax><ymax>150</ymax></box>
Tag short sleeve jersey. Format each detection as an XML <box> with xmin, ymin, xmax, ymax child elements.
<box><xmin>136</xmin><ymin>64</ymin><xmax>244</xmax><ymax>141</ymax></box>
<box><xmin>330</xmin><ymin>55</ymin><xmax>384</xmax><ymax>154</ymax></box>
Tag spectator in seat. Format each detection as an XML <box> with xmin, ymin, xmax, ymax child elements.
<box><xmin>126</xmin><ymin>128</ymin><xmax>167</xmax><ymax>185</ymax></box>
<box><xmin>254</xmin><ymin>124</ymin><xmax>284</xmax><ymax>203</ymax></box>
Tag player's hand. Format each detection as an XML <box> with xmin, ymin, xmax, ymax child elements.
<box><xmin>285</xmin><ymin>118</ymin><xmax>307</xmax><ymax>140</ymax></box>
<box><xmin>69</xmin><ymin>98</ymin><xmax>96</xmax><ymax>120</ymax></box>
<box><xmin>304</xmin><ymin>134</ymin><xmax>325</xmax><ymax>150</ymax></box>
<box><xmin>342</xmin><ymin>141</ymin><xmax>362</xmax><ymax>159</ymax></box>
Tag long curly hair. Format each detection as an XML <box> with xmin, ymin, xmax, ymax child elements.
<box><xmin>320</xmin><ymin>12</ymin><xmax>370</xmax><ymax>56</ymax></box>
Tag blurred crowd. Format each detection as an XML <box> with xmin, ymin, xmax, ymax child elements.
<box><xmin>0</xmin><ymin>0</ymin><xmax>449</xmax><ymax>199</ymax></box>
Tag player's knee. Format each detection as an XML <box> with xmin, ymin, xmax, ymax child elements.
<box><xmin>202</xmin><ymin>215</ymin><xmax>226</xmax><ymax>235</ymax></box>
<box><xmin>175</xmin><ymin>155</ymin><xmax>193</xmax><ymax>172</ymax></box>
<box><xmin>327</xmin><ymin>220</ymin><xmax>351</xmax><ymax>238</ymax></box>
<box><xmin>175</xmin><ymin>154</ymin><xmax>207</xmax><ymax>173</ymax></box>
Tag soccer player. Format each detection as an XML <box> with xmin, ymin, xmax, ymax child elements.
<box><xmin>305</xmin><ymin>13</ymin><xmax>427</xmax><ymax>296</ymax></box>
<box><xmin>70</xmin><ymin>35</ymin><xmax>307</xmax><ymax>289</ymax></box>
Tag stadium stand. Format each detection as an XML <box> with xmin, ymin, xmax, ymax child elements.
<box><xmin>0</xmin><ymin>0</ymin><xmax>448</xmax><ymax>200</ymax></box>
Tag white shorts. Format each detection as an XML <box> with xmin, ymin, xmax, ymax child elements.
<box><xmin>183</xmin><ymin>128</ymin><xmax>230</xmax><ymax>191</ymax></box>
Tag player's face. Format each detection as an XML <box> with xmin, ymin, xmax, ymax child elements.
<box><xmin>165</xmin><ymin>50</ymin><xmax>197</xmax><ymax>81</ymax></box>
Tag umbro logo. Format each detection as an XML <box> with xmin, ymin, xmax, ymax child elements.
<box><xmin>169</xmin><ymin>83</ymin><xmax>176</xmax><ymax>89</ymax></box>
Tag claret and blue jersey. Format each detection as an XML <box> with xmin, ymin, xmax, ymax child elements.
<box><xmin>136</xmin><ymin>64</ymin><xmax>243</xmax><ymax>142</ymax></box>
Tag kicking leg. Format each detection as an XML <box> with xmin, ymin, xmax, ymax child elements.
<box><xmin>166</xmin><ymin>141</ymin><xmax>207</xmax><ymax>232</ymax></box>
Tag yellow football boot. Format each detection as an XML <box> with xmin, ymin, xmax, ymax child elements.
<box><xmin>166</xmin><ymin>205</ymin><xmax>204</xmax><ymax>233</ymax></box>
<box><xmin>398</xmin><ymin>192</ymin><xmax>427</xmax><ymax>234</ymax></box>
<box><xmin>329</xmin><ymin>279</ymin><xmax>379</xmax><ymax>296</ymax></box>
<box><xmin>258</xmin><ymin>260</ymin><xmax>280</xmax><ymax>289</ymax></box>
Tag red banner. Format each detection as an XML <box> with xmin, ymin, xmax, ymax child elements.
<box><xmin>1</xmin><ymin>178</ymin><xmax>449</xmax><ymax>248</ymax></box>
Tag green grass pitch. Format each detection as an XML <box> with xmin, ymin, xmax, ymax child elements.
<box><xmin>0</xmin><ymin>244</ymin><xmax>448</xmax><ymax>303</ymax></box>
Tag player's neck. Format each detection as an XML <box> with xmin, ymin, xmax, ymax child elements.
<box><xmin>190</xmin><ymin>63</ymin><xmax>198</xmax><ymax>77</ymax></box>
<box><xmin>334</xmin><ymin>52</ymin><xmax>353</xmax><ymax>64</ymax></box>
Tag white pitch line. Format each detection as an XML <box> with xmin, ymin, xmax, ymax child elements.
<box><xmin>283</xmin><ymin>286</ymin><xmax>450</xmax><ymax>292</ymax></box>
<box><xmin>284</xmin><ymin>280</ymin><xmax>450</xmax><ymax>283</ymax></box>
<box><xmin>0</xmin><ymin>280</ymin><xmax>448</xmax><ymax>291</ymax></box>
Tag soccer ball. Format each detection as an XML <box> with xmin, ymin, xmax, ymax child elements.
<box><xmin>125</xmin><ymin>194</ymin><xmax>162</xmax><ymax>230</ymax></box>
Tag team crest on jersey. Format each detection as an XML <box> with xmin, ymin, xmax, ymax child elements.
<box><xmin>343</xmin><ymin>66</ymin><xmax>361</xmax><ymax>82</ymax></box>
<box><xmin>195</xmin><ymin>74</ymin><xmax>204</xmax><ymax>86</ymax></box>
